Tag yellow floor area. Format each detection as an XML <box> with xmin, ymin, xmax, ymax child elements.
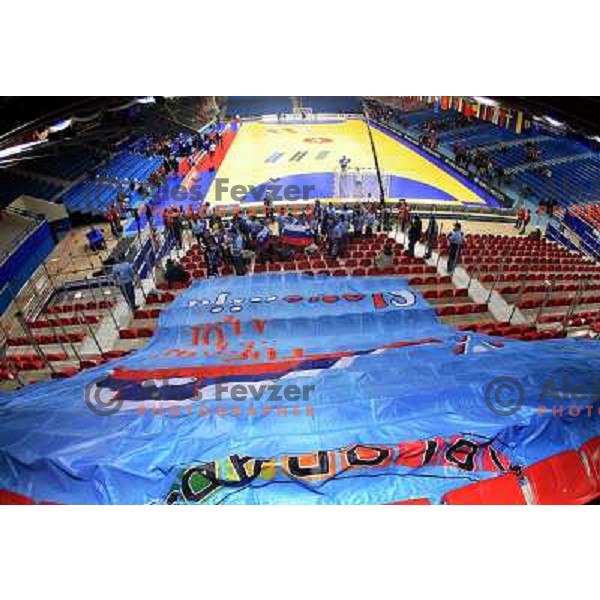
<box><xmin>205</xmin><ymin>119</ymin><xmax>490</xmax><ymax>208</ymax></box>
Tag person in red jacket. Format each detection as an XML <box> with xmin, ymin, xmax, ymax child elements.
<box><xmin>106</xmin><ymin>204</ymin><xmax>121</xmax><ymax>238</ymax></box>
<box><xmin>515</xmin><ymin>206</ymin><xmax>527</xmax><ymax>230</ymax></box>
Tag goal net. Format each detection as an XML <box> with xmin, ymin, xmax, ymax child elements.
<box><xmin>334</xmin><ymin>168</ymin><xmax>390</xmax><ymax>200</ymax></box>
<box><xmin>292</xmin><ymin>107</ymin><xmax>315</xmax><ymax>120</ymax></box>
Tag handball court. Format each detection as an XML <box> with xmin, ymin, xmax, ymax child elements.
<box><xmin>124</xmin><ymin>117</ymin><xmax>495</xmax><ymax>235</ymax></box>
<box><xmin>203</xmin><ymin>118</ymin><xmax>495</xmax><ymax>208</ymax></box>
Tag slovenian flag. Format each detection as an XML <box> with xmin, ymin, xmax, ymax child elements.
<box><xmin>282</xmin><ymin>222</ymin><xmax>313</xmax><ymax>247</ymax></box>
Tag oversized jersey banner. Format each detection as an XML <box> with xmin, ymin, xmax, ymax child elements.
<box><xmin>0</xmin><ymin>274</ymin><xmax>599</xmax><ymax>504</ymax></box>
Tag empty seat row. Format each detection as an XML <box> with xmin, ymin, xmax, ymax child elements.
<box><xmin>443</xmin><ymin>443</ymin><xmax>600</xmax><ymax>505</ymax></box>
<box><xmin>133</xmin><ymin>308</ymin><xmax>162</xmax><ymax>320</ymax></box>
<box><xmin>435</xmin><ymin>303</ymin><xmax>488</xmax><ymax>316</ymax></box>
<box><xmin>7</xmin><ymin>332</ymin><xmax>86</xmax><ymax>347</ymax></box>
<box><xmin>519</xmin><ymin>295</ymin><xmax>600</xmax><ymax>309</ymax></box>
<box><xmin>423</xmin><ymin>288</ymin><xmax>469</xmax><ymax>300</ymax></box>
<box><xmin>119</xmin><ymin>327</ymin><xmax>155</xmax><ymax>339</ymax></box>
<box><xmin>27</xmin><ymin>315</ymin><xmax>100</xmax><ymax>329</ymax></box>
<box><xmin>46</xmin><ymin>300</ymin><xmax>115</xmax><ymax>314</ymax></box>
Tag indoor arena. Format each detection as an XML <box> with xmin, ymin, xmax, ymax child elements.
<box><xmin>1</xmin><ymin>96</ymin><xmax>600</xmax><ymax>507</ymax></box>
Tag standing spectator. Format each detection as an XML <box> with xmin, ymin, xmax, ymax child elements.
<box><xmin>131</xmin><ymin>205</ymin><xmax>142</xmax><ymax>236</ymax></box>
<box><xmin>112</xmin><ymin>253</ymin><xmax>137</xmax><ymax>312</ymax></box>
<box><xmin>520</xmin><ymin>207</ymin><xmax>531</xmax><ymax>235</ymax></box>
<box><xmin>364</xmin><ymin>206</ymin><xmax>376</xmax><ymax>237</ymax></box>
<box><xmin>204</xmin><ymin>237</ymin><xmax>220</xmax><ymax>277</ymax></box>
<box><xmin>231</xmin><ymin>227</ymin><xmax>246</xmax><ymax>276</ymax></box>
<box><xmin>192</xmin><ymin>216</ymin><xmax>207</xmax><ymax>247</ymax></box>
<box><xmin>145</xmin><ymin>202</ymin><xmax>154</xmax><ymax>228</ymax></box>
<box><xmin>407</xmin><ymin>215</ymin><xmax>423</xmax><ymax>258</ymax></box>
<box><xmin>330</xmin><ymin>218</ymin><xmax>345</xmax><ymax>258</ymax></box>
<box><xmin>381</xmin><ymin>203</ymin><xmax>391</xmax><ymax>232</ymax></box>
<box><xmin>424</xmin><ymin>215</ymin><xmax>438</xmax><ymax>259</ymax></box>
<box><xmin>352</xmin><ymin>205</ymin><xmax>364</xmax><ymax>238</ymax></box>
<box><xmin>400</xmin><ymin>201</ymin><xmax>410</xmax><ymax>233</ymax></box>
<box><xmin>515</xmin><ymin>206</ymin><xmax>526</xmax><ymax>230</ymax></box>
<box><xmin>256</xmin><ymin>221</ymin><xmax>272</xmax><ymax>263</ymax></box>
<box><xmin>107</xmin><ymin>204</ymin><xmax>121</xmax><ymax>238</ymax></box>
<box><xmin>446</xmin><ymin>222</ymin><xmax>464</xmax><ymax>274</ymax></box>
<box><xmin>339</xmin><ymin>214</ymin><xmax>350</xmax><ymax>257</ymax></box>
<box><xmin>168</xmin><ymin>209</ymin><xmax>184</xmax><ymax>250</ymax></box>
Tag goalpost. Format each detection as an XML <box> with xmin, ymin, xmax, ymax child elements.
<box><xmin>334</xmin><ymin>168</ymin><xmax>390</xmax><ymax>200</ymax></box>
<box><xmin>292</xmin><ymin>106</ymin><xmax>314</xmax><ymax>121</ymax></box>
<box><xmin>261</xmin><ymin>107</ymin><xmax>315</xmax><ymax>124</ymax></box>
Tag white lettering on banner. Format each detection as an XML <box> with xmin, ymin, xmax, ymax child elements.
<box><xmin>186</xmin><ymin>290</ymin><xmax>417</xmax><ymax>314</ymax></box>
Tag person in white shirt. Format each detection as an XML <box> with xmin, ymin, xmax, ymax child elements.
<box><xmin>447</xmin><ymin>222</ymin><xmax>464</xmax><ymax>273</ymax></box>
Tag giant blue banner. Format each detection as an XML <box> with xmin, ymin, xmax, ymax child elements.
<box><xmin>1</xmin><ymin>274</ymin><xmax>599</xmax><ymax>504</ymax></box>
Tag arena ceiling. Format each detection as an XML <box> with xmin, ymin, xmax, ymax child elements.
<box><xmin>492</xmin><ymin>96</ymin><xmax>600</xmax><ymax>134</ymax></box>
<box><xmin>1</xmin><ymin>96</ymin><xmax>599</xmax><ymax>166</ymax></box>
<box><xmin>0</xmin><ymin>97</ymin><xmax>213</xmax><ymax>169</ymax></box>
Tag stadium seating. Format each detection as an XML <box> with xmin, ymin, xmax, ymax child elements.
<box><xmin>442</xmin><ymin>473</ymin><xmax>527</xmax><ymax>505</ymax></box>
<box><xmin>61</xmin><ymin>151</ymin><xmax>162</xmax><ymax>215</ymax></box>
<box><xmin>3</xmin><ymin>227</ymin><xmax>600</xmax><ymax>388</ymax></box>
<box><xmin>523</xmin><ymin>451</ymin><xmax>598</xmax><ymax>504</ymax></box>
<box><xmin>373</xmin><ymin>99</ymin><xmax>600</xmax><ymax>221</ymax></box>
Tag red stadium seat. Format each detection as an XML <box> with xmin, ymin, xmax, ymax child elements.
<box><xmin>580</xmin><ymin>437</ymin><xmax>600</xmax><ymax>494</ymax></box>
<box><xmin>0</xmin><ymin>489</ymin><xmax>35</xmax><ymax>505</ymax></box>
<box><xmin>523</xmin><ymin>451</ymin><xmax>598</xmax><ymax>504</ymax></box>
<box><xmin>79</xmin><ymin>359</ymin><xmax>102</xmax><ymax>370</ymax></box>
<box><xmin>456</xmin><ymin>304</ymin><xmax>474</xmax><ymax>315</ymax></box>
<box><xmin>137</xmin><ymin>327</ymin><xmax>155</xmax><ymax>338</ymax></box>
<box><xmin>442</xmin><ymin>474</ymin><xmax>526</xmax><ymax>505</ymax></box>
<box><xmin>51</xmin><ymin>367</ymin><xmax>80</xmax><ymax>379</ymax></box>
